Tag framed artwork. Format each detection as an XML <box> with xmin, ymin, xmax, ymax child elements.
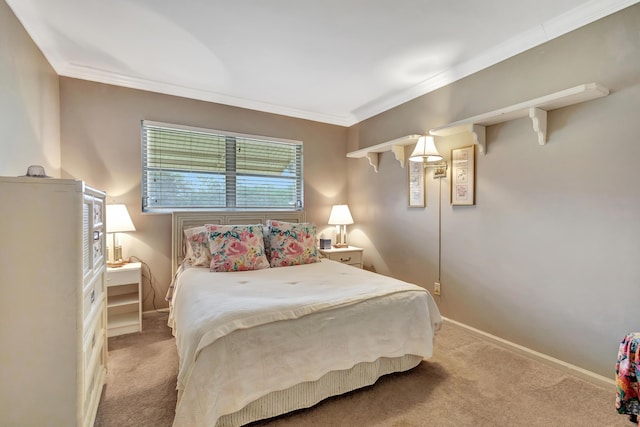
<box><xmin>408</xmin><ymin>161</ymin><xmax>426</xmax><ymax>207</ymax></box>
<box><xmin>451</xmin><ymin>145</ymin><xmax>475</xmax><ymax>205</ymax></box>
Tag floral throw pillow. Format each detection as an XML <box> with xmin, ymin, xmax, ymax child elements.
<box><xmin>267</xmin><ymin>220</ymin><xmax>319</xmax><ymax>268</ymax></box>
<box><xmin>206</xmin><ymin>224</ymin><xmax>270</xmax><ymax>272</ymax></box>
<box><xmin>184</xmin><ymin>226</ymin><xmax>211</xmax><ymax>267</ymax></box>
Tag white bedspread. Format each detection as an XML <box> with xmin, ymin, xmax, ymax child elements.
<box><xmin>171</xmin><ymin>259</ymin><xmax>441</xmax><ymax>426</ymax></box>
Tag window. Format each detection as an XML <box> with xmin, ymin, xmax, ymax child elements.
<box><xmin>142</xmin><ymin>121</ymin><xmax>303</xmax><ymax>212</ymax></box>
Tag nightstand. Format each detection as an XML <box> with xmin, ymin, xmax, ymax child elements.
<box><xmin>318</xmin><ymin>246</ymin><xmax>364</xmax><ymax>268</ymax></box>
<box><xmin>106</xmin><ymin>262</ymin><xmax>142</xmax><ymax>337</ymax></box>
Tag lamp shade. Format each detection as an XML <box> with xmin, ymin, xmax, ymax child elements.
<box><xmin>409</xmin><ymin>135</ymin><xmax>443</xmax><ymax>162</ymax></box>
<box><xmin>328</xmin><ymin>204</ymin><xmax>354</xmax><ymax>225</ymax></box>
<box><xmin>106</xmin><ymin>204</ymin><xmax>136</xmax><ymax>233</ymax></box>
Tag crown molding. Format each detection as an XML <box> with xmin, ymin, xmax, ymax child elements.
<box><xmin>57</xmin><ymin>63</ymin><xmax>356</xmax><ymax>127</ymax></box>
<box><xmin>10</xmin><ymin>0</ymin><xmax>638</xmax><ymax>127</ymax></box>
<box><xmin>351</xmin><ymin>0</ymin><xmax>640</xmax><ymax>123</ymax></box>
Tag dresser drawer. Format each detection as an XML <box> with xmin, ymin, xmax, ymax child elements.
<box><xmin>83</xmin><ymin>273</ymin><xmax>104</xmax><ymax>322</ymax></box>
<box><xmin>83</xmin><ymin>337</ymin><xmax>105</xmax><ymax>425</ymax></box>
<box><xmin>83</xmin><ymin>310</ymin><xmax>104</xmax><ymax>373</ymax></box>
<box><xmin>92</xmin><ymin>231</ymin><xmax>105</xmax><ymax>270</ymax></box>
<box><xmin>82</xmin><ymin>296</ymin><xmax>105</xmax><ymax>426</ymax></box>
<box><xmin>84</xmin><ymin>334</ymin><xmax>104</xmax><ymax>394</ymax></box>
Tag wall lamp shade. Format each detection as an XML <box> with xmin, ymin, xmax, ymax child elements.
<box><xmin>409</xmin><ymin>135</ymin><xmax>443</xmax><ymax>163</ymax></box>
<box><xmin>328</xmin><ymin>204</ymin><xmax>354</xmax><ymax>248</ymax></box>
<box><xmin>106</xmin><ymin>204</ymin><xmax>136</xmax><ymax>267</ymax></box>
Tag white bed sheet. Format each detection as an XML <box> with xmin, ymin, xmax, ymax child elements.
<box><xmin>170</xmin><ymin>259</ymin><xmax>441</xmax><ymax>427</ymax></box>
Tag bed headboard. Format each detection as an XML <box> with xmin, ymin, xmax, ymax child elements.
<box><xmin>172</xmin><ymin>210</ymin><xmax>306</xmax><ymax>274</ymax></box>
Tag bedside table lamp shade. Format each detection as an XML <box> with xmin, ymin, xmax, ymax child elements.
<box><xmin>328</xmin><ymin>204</ymin><xmax>354</xmax><ymax>248</ymax></box>
<box><xmin>106</xmin><ymin>204</ymin><xmax>135</xmax><ymax>267</ymax></box>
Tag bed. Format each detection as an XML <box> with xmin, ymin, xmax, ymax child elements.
<box><xmin>168</xmin><ymin>211</ymin><xmax>442</xmax><ymax>427</ymax></box>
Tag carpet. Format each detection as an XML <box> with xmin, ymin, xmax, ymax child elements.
<box><xmin>95</xmin><ymin>312</ymin><xmax>629</xmax><ymax>426</ymax></box>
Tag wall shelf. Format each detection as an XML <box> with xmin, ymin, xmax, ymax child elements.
<box><xmin>429</xmin><ymin>83</ymin><xmax>609</xmax><ymax>154</ymax></box>
<box><xmin>346</xmin><ymin>83</ymin><xmax>609</xmax><ymax>170</ymax></box>
<box><xmin>346</xmin><ymin>134</ymin><xmax>421</xmax><ymax>173</ymax></box>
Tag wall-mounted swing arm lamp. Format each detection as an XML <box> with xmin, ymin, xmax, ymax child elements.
<box><xmin>409</xmin><ymin>135</ymin><xmax>447</xmax><ymax>177</ymax></box>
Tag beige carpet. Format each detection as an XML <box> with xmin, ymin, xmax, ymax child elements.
<box><xmin>95</xmin><ymin>312</ymin><xmax>629</xmax><ymax>427</ymax></box>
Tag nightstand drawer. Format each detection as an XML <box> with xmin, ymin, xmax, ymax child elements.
<box><xmin>319</xmin><ymin>247</ymin><xmax>364</xmax><ymax>268</ymax></box>
<box><xmin>326</xmin><ymin>250</ymin><xmax>362</xmax><ymax>266</ymax></box>
<box><xmin>106</xmin><ymin>266</ymin><xmax>140</xmax><ymax>287</ymax></box>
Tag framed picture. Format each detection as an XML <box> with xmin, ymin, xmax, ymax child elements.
<box><xmin>450</xmin><ymin>145</ymin><xmax>475</xmax><ymax>206</ymax></box>
<box><xmin>408</xmin><ymin>161</ymin><xmax>426</xmax><ymax>207</ymax></box>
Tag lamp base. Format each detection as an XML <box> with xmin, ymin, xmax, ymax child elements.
<box><xmin>332</xmin><ymin>243</ymin><xmax>349</xmax><ymax>248</ymax></box>
<box><xmin>107</xmin><ymin>244</ymin><xmax>127</xmax><ymax>267</ymax></box>
<box><xmin>107</xmin><ymin>261</ymin><xmax>126</xmax><ymax>268</ymax></box>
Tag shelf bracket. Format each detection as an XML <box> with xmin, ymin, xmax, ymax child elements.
<box><xmin>365</xmin><ymin>152</ymin><xmax>379</xmax><ymax>173</ymax></box>
<box><xmin>529</xmin><ymin>107</ymin><xmax>547</xmax><ymax>145</ymax></box>
<box><xmin>470</xmin><ymin>124</ymin><xmax>487</xmax><ymax>154</ymax></box>
<box><xmin>390</xmin><ymin>144</ymin><xmax>406</xmax><ymax>168</ymax></box>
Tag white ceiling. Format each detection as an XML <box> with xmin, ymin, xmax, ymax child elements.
<box><xmin>6</xmin><ymin>0</ymin><xmax>638</xmax><ymax>126</ymax></box>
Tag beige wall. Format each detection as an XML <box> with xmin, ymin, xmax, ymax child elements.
<box><xmin>0</xmin><ymin>1</ymin><xmax>60</xmax><ymax>177</ymax></box>
<box><xmin>347</xmin><ymin>4</ymin><xmax>640</xmax><ymax>377</ymax></box>
<box><xmin>3</xmin><ymin>0</ymin><xmax>638</xmax><ymax>380</ymax></box>
<box><xmin>59</xmin><ymin>79</ymin><xmax>348</xmax><ymax>311</ymax></box>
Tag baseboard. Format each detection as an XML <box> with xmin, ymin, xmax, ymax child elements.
<box><xmin>442</xmin><ymin>317</ymin><xmax>615</xmax><ymax>390</ymax></box>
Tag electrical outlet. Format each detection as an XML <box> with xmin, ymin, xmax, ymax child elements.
<box><xmin>434</xmin><ymin>282</ymin><xmax>441</xmax><ymax>296</ymax></box>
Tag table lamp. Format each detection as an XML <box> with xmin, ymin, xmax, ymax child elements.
<box><xmin>328</xmin><ymin>204</ymin><xmax>354</xmax><ymax>248</ymax></box>
<box><xmin>106</xmin><ymin>204</ymin><xmax>136</xmax><ymax>267</ymax></box>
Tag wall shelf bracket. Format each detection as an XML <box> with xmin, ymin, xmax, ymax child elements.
<box><xmin>365</xmin><ymin>152</ymin><xmax>379</xmax><ymax>173</ymax></box>
<box><xmin>470</xmin><ymin>124</ymin><xmax>487</xmax><ymax>154</ymax></box>
<box><xmin>390</xmin><ymin>144</ymin><xmax>406</xmax><ymax>166</ymax></box>
<box><xmin>429</xmin><ymin>83</ymin><xmax>609</xmax><ymax>154</ymax></box>
<box><xmin>529</xmin><ymin>107</ymin><xmax>547</xmax><ymax>145</ymax></box>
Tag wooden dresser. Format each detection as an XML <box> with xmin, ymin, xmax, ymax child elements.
<box><xmin>0</xmin><ymin>177</ymin><xmax>107</xmax><ymax>427</ymax></box>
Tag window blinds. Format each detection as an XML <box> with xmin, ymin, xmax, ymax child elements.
<box><xmin>142</xmin><ymin>121</ymin><xmax>303</xmax><ymax>211</ymax></box>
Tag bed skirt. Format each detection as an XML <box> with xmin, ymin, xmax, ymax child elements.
<box><xmin>208</xmin><ymin>354</ymin><xmax>423</xmax><ymax>426</ymax></box>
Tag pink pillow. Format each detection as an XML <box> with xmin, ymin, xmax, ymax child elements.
<box><xmin>184</xmin><ymin>226</ymin><xmax>211</xmax><ymax>267</ymax></box>
<box><xmin>267</xmin><ymin>220</ymin><xmax>319</xmax><ymax>268</ymax></box>
<box><xmin>206</xmin><ymin>224</ymin><xmax>269</xmax><ymax>272</ymax></box>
